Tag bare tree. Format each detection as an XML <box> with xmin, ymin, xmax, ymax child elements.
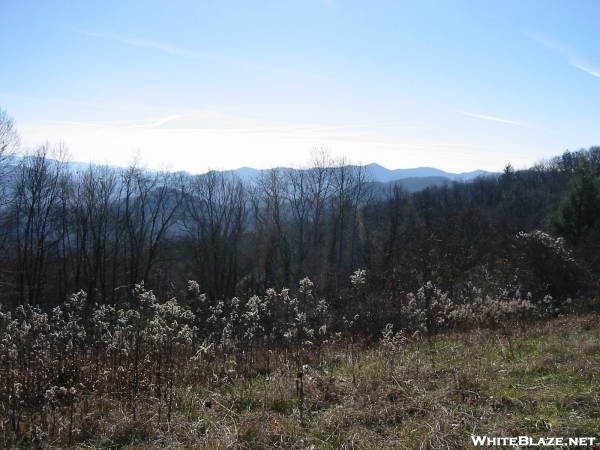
<box><xmin>183</xmin><ymin>170</ymin><xmax>246</xmax><ymax>300</ymax></box>
<box><xmin>305</xmin><ymin>148</ymin><xmax>335</xmax><ymax>286</ymax></box>
<box><xmin>250</xmin><ymin>168</ymin><xmax>294</xmax><ymax>290</ymax></box>
<box><xmin>285</xmin><ymin>166</ymin><xmax>314</xmax><ymax>283</ymax></box>
<box><xmin>0</xmin><ymin>108</ymin><xmax>20</xmax><ymax>207</ymax></box>
<box><xmin>323</xmin><ymin>155</ymin><xmax>372</xmax><ymax>295</ymax></box>
<box><xmin>120</xmin><ymin>162</ymin><xmax>187</xmax><ymax>301</ymax></box>
<box><xmin>0</xmin><ymin>108</ymin><xmax>19</xmax><ymax>161</ymax></box>
<box><xmin>12</xmin><ymin>143</ymin><xmax>69</xmax><ymax>306</ymax></box>
<box><xmin>67</xmin><ymin>164</ymin><xmax>121</xmax><ymax>303</ymax></box>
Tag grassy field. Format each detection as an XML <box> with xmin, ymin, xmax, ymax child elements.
<box><xmin>72</xmin><ymin>315</ymin><xmax>600</xmax><ymax>450</ymax></box>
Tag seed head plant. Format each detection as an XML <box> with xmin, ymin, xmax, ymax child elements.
<box><xmin>0</xmin><ymin>264</ymin><xmax>576</xmax><ymax>448</ymax></box>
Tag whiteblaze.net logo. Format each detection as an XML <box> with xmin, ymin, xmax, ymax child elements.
<box><xmin>471</xmin><ymin>436</ymin><xmax>596</xmax><ymax>447</ymax></box>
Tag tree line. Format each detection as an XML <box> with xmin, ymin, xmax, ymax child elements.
<box><xmin>1</xmin><ymin>108</ymin><xmax>600</xmax><ymax>330</ymax></box>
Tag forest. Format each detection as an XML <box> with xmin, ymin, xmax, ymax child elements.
<box><xmin>1</xmin><ymin>107</ymin><xmax>600</xmax><ymax>448</ymax></box>
<box><xmin>1</xmin><ymin>138</ymin><xmax>598</xmax><ymax>321</ymax></box>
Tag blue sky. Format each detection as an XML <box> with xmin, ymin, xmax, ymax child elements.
<box><xmin>1</xmin><ymin>0</ymin><xmax>599</xmax><ymax>173</ymax></box>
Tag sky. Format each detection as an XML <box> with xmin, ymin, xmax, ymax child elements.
<box><xmin>1</xmin><ymin>0</ymin><xmax>599</xmax><ymax>173</ymax></box>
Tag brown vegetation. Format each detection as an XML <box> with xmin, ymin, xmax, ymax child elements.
<box><xmin>1</xmin><ymin>276</ymin><xmax>598</xmax><ymax>448</ymax></box>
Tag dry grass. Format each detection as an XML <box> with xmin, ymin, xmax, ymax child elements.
<box><xmin>46</xmin><ymin>314</ymin><xmax>599</xmax><ymax>450</ymax></box>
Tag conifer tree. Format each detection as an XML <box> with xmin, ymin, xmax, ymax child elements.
<box><xmin>550</xmin><ymin>157</ymin><xmax>600</xmax><ymax>244</ymax></box>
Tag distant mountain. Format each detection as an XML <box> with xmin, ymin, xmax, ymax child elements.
<box><xmin>224</xmin><ymin>166</ymin><xmax>261</xmax><ymax>183</ymax></box>
<box><xmin>7</xmin><ymin>156</ymin><xmax>492</xmax><ymax>193</ymax></box>
<box><xmin>7</xmin><ymin>156</ymin><xmax>123</xmax><ymax>175</ymax></box>
<box><xmin>365</xmin><ymin>163</ymin><xmax>488</xmax><ymax>183</ymax></box>
<box><xmin>228</xmin><ymin>163</ymin><xmax>490</xmax><ymax>185</ymax></box>
<box><xmin>388</xmin><ymin>176</ymin><xmax>452</xmax><ymax>193</ymax></box>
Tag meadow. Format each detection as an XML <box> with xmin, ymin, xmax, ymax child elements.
<box><xmin>2</xmin><ymin>273</ymin><xmax>599</xmax><ymax>449</ymax></box>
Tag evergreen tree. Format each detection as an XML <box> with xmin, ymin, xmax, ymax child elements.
<box><xmin>550</xmin><ymin>157</ymin><xmax>600</xmax><ymax>244</ymax></box>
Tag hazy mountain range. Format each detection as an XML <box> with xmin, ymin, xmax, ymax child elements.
<box><xmin>229</xmin><ymin>163</ymin><xmax>487</xmax><ymax>183</ymax></box>
<box><xmin>9</xmin><ymin>157</ymin><xmax>493</xmax><ymax>193</ymax></box>
<box><xmin>227</xmin><ymin>163</ymin><xmax>491</xmax><ymax>192</ymax></box>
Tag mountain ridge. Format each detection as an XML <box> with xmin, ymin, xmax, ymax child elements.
<box><xmin>6</xmin><ymin>156</ymin><xmax>493</xmax><ymax>192</ymax></box>
<box><xmin>226</xmin><ymin>163</ymin><xmax>490</xmax><ymax>184</ymax></box>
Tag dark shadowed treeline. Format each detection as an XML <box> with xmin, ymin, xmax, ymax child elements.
<box><xmin>2</xmin><ymin>141</ymin><xmax>600</xmax><ymax>322</ymax></box>
<box><xmin>0</xmin><ymin>146</ymin><xmax>377</xmax><ymax>311</ymax></box>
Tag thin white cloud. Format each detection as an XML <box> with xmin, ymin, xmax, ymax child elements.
<box><xmin>75</xmin><ymin>28</ymin><xmax>272</xmax><ymax>70</ymax></box>
<box><xmin>295</xmin><ymin>122</ymin><xmax>393</xmax><ymax>134</ymax></box>
<box><xmin>48</xmin><ymin>23</ymin><xmax>329</xmax><ymax>81</ymax></box>
<box><xmin>569</xmin><ymin>59</ymin><xmax>600</xmax><ymax>78</ymax></box>
<box><xmin>453</xmin><ymin>110</ymin><xmax>530</xmax><ymax>127</ymax></box>
<box><xmin>124</xmin><ymin>115</ymin><xmax>183</xmax><ymax>129</ymax></box>
<box><xmin>428</xmin><ymin>102</ymin><xmax>557</xmax><ymax>132</ymax></box>
<box><xmin>455</xmin><ymin>109</ymin><xmax>564</xmax><ymax>135</ymax></box>
<box><xmin>45</xmin><ymin>120</ymin><xmax>111</xmax><ymax>128</ymax></box>
<box><xmin>525</xmin><ymin>30</ymin><xmax>600</xmax><ymax>78</ymax></box>
<box><xmin>50</xmin><ymin>109</ymin><xmax>393</xmax><ymax>139</ymax></box>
